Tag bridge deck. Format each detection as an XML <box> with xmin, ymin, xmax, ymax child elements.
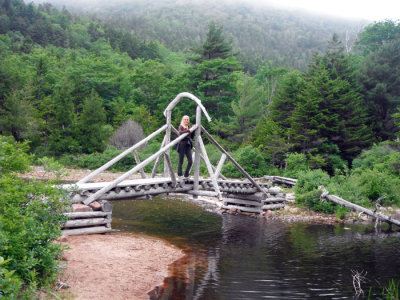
<box><xmin>62</xmin><ymin>177</ymin><xmax>278</xmax><ymax>204</ymax></box>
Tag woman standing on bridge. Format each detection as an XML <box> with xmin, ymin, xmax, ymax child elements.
<box><xmin>177</xmin><ymin>115</ymin><xmax>194</xmax><ymax>179</ymax></box>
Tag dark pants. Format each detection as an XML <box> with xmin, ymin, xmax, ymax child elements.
<box><xmin>177</xmin><ymin>142</ymin><xmax>193</xmax><ymax>177</ymax></box>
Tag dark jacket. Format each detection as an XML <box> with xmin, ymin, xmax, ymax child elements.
<box><xmin>178</xmin><ymin>124</ymin><xmax>194</xmax><ymax>149</ymax></box>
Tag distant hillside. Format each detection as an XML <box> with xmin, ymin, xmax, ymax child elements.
<box><xmin>29</xmin><ymin>0</ymin><xmax>367</xmax><ymax>72</ymax></box>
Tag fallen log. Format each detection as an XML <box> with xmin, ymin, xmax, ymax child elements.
<box><xmin>318</xmin><ymin>186</ymin><xmax>400</xmax><ymax>227</ymax></box>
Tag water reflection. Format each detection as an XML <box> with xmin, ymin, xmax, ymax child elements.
<box><xmin>112</xmin><ymin>195</ymin><xmax>400</xmax><ymax>299</ymax></box>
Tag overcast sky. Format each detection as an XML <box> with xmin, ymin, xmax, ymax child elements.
<box><xmin>29</xmin><ymin>0</ymin><xmax>400</xmax><ymax>22</ymax></box>
<box><xmin>259</xmin><ymin>0</ymin><xmax>400</xmax><ymax>21</ymax></box>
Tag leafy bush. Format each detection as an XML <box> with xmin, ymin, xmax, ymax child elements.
<box><xmin>0</xmin><ymin>257</ymin><xmax>22</xmax><ymax>299</ymax></box>
<box><xmin>328</xmin><ymin>169</ymin><xmax>400</xmax><ymax>207</ymax></box>
<box><xmin>352</xmin><ymin>142</ymin><xmax>400</xmax><ymax>175</ymax></box>
<box><xmin>294</xmin><ymin>169</ymin><xmax>335</xmax><ymax>213</ymax></box>
<box><xmin>0</xmin><ymin>136</ymin><xmax>32</xmax><ymax>174</ymax></box>
<box><xmin>222</xmin><ymin>146</ymin><xmax>268</xmax><ymax>178</ymax></box>
<box><xmin>0</xmin><ymin>136</ymin><xmax>68</xmax><ymax>296</ymax></box>
<box><xmin>283</xmin><ymin>152</ymin><xmax>308</xmax><ymax>178</ymax></box>
<box><xmin>76</xmin><ymin>146</ymin><xmax>136</xmax><ymax>171</ymax></box>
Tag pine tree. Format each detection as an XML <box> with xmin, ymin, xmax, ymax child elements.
<box><xmin>191</xmin><ymin>21</ymin><xmax>233</xmax><ymax>61</ymax></box>
<box><xmin>47</xmin><ymin>82</ymin><xmax>79</xmax><ymax>155</ymax></box>
<box><xmin>213</xmin><ymin>74</ymin><xmax>265</xmax><ymax>145</ymax></box>
<box><xmin>289</xmin><ymin>36</ymin><xmax>374</xmax><ymax>161</ymax></box>
<box><xmin>78</xmin><ymin>89</ymin><xmax>109</xmax><ymax>153</ymax></box>
<box><xmin>189</xmin><ymin>21</ymin><xmax>241</xmax><ymax>119</ymax></box>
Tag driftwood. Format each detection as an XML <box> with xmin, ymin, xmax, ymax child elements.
<box><xmin>319</xmin><ymin>186</ymin><xmax>400</xmax><ymax>228</ymax></box>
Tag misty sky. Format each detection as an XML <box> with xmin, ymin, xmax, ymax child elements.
<box><xmin>261</xmin><ymin>0</ymin><xmax>400</xmax><ymax>21</ymax></box>
<box><xmin>29</xmin><ymin>0</ymin><xmax>400</xmax><ymax>21</ymax></box>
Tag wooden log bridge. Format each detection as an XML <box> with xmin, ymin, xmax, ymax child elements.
<box><xmin>60</xmin><ymin>93</ymin><xmax>285</xmax><ymax>235</ymax></box>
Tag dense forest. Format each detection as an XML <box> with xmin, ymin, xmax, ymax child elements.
<box><xmin>1</xmin><ymin>0</ymin><xmax>400</xmax><ymax>296</ymax></box>
<box><xmin>29</xmin><ymin>0</ymin><xmax>366</xmax><ymax>72</ymax></box>
<box><xmin>1</xmin><ymin>0</ymin><xmax>399</xmax><ymax>168</ymax></box>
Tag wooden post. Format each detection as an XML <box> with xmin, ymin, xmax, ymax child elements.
<box><xmin>214</xmin><ymin>154</ymin><xmax>226</xmax><ymax>180</ymax></box>
<box><xmin>164</xmin><ymin>153</ymin><xmax>176</xmax><ymax>186</ymax></box>
<box><xmin>192</xmin><ymin>106</ymin><xmax>202</xmax><ymax>198</ymax></box>
<box><xmin>77</xmin><ymin>124</ymin><xmax>167</xmax><ymax>184</ymax></box>
<box><xmin>151</xmin><ymin>135</ymin><xmax>167</xmax><ymax>178</ymax></box>
<box><xmin>201</xmin><ymin>126</ymin><xmax>267</xmax><ymax>196</ymax></box>
<box><xmin>164</xmin><ymin>110</ymin><xmax>172</xmax><ymax>177</ymax></box>
<box><xmin>198</xmin><ymin>135</ymin><xmax>222</xmax><ymax>199</ymax></box>
<box><xmin>133</xmin><ymin>150</ymin><xmax>146</xmax><ymax>179</ymax></box>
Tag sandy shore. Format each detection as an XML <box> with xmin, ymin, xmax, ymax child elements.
<box><xmin>20</xmin><ymin>167</ymin><xmax>185</xmax><ymax>299</ymax></box>
<box><xmin>57</xmin><ymin>233</ymin><xmax>184</xmax><ymax>300</ymax></box>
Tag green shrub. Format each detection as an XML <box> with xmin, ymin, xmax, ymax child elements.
<box><xmin>0</xmin><ymin>136</ymin><xmax>32</xmax><ymax>174</ymax></box>
<box><xmin>0</xmin><ymin>257</ymin><xmax>22</xmax><ymax>299</ymax></box>
<box><xmin>222</xmin><ymin>146</ymin><xmax>268</xmax><ymax>178</ymax></box>
<box><xmin>283</xmin><ymin>152</ymin><xmax>308</xmax><ymax>178</ymax></box>
<box><xmin>352</xmin><ymin>142</ymin><xmax>400</xmax><ymax>175</ymax></box>
<box><xmin>326</xmin><ymin>154</ymin><xmax>348</xmax><ymax>176</ymax></box>
<box><xmin>76</xmin><ymin>146</ymin><xmax>136</xmax><ymax>171</ymax></box>
<box><xmin>294</xmin><ymin>169</ymin><xmax>335</xmax><ymax>213</ymax></box>
<box><xmin>0</xmin><ymin>135</ymin><xmax>69</xmax><ymax>296</ymax></box>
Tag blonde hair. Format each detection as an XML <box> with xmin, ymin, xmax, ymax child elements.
<box><xmin>180</xmin><ymin>115</ymin><xmax>190</xmax><ymax>128</ymax></box>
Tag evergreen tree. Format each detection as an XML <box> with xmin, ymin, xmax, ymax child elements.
<box><xmin>358</xmin><ymin>40</ymin><xmax>400</xmax><ymax>140</ymax></box>
<box><xmin>189</xmin><ymin>22</ymin><xmax>241</xmax><ymax>119</ymax></box>
<box><xmin>77</xmin><ymin>89</ymin><xmax>109</xmax><ymax>153</ymax></box>
<box><xmin>290</xmin><ymin>36</ymin><xmax>373</xmax><ymax>161</ymax></box>
<box><xmin>0</xmin><ymin>85</ymin><xmax>35</xmax><ymax>141</ymax></box>
<box><xmin>270</xmin><ymin>70</ymin><xmax>305</xmax><ymax>132</ymax></box>
<box><xmin>47</xmin><ymin>82</ymin><xmax>79</xmax><ymax>155</ymax></box>
<box><xmin>249</xmin><ymin>117</ymin><xmax>291</xmax><ymax>168</ymax></box>
<box><xmin>213</xmin><ymin>74</ymin><xmax>265</xmax><ymax>145</ymax></box>
<box><xmin>191</xmin><ymin>21</ymin><xmax>233</xmax><ymax>61</ymax></box>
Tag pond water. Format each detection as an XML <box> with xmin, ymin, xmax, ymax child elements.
<box><xmin>112</xmin><ymin>195</ymin><xmax>400</xmax><ymax>300</ymax></box>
